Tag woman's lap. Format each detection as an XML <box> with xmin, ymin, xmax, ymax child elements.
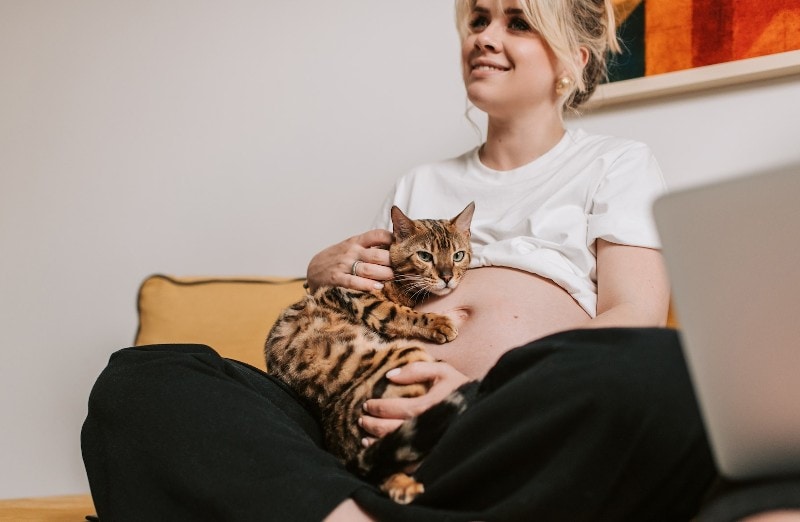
<box><xmin>81</xmin><ymin>343</ymin><xmax>368</xmax><ymax>522</ymax></box>
<box><xmin>377</xmin><ymin>327</ymin><xmax>717</xmax><ymax>521</ymax></box>
<box><xmin>83</xmin><ymin>329</ymin><xmax>725</xmax><ymax>521</ymax></box>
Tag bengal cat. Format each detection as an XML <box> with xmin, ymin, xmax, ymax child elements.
<box><xmin>265</xmin><ymin>202</ymin><xmax>476</xmax><ymax>504</ymax></box>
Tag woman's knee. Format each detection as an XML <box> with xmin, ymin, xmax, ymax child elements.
<box><xmin>575</xmin><ymin>329</ymin><xmax>704</xmax><ymax>429</ymax></box>
<box><xmin>87</xmin><ymin>344</ymin><xmax>221</xmax><ymax>410</ymax></box>
<box><xmin>487</xmin><ymin>328</ymin><xmax>706</xmax><ymax>435</ymax></box>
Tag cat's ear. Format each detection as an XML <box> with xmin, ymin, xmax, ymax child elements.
<box><xmin>451</xmin><ymin>202</ymin><xmax>475</xmax><ymax>234</ymax></box>
<box><xmin>391</xmin><ymin>206</ymin><xmax>416</xmax><ymax>240</ymax></box>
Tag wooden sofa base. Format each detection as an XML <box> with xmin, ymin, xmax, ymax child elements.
<box><xmin>0</xmin><ymin>494</ymin><xmax>95</xmax><ymax>521</ymax></box>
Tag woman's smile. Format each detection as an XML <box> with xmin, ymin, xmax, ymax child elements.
<box><xmin>469</xmin><ymin>58</ymin><xmax>511</xmax><ymax>78</ymax></box>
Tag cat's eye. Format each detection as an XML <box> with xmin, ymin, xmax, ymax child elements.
<box><xmin>453</xmin><ymin>251</ymin><xmax>465</xmax><ymax>262</ymax></box>
<box><xmin>417</xmin><ymin>251</ymin><xmax>433</xmax><ymax>262</ymax></box>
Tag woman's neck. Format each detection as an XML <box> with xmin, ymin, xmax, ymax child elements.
<box><xmin>479</xmin><ymin>111</ymin><xmax>565</xmax><ymax>171</ymax></box>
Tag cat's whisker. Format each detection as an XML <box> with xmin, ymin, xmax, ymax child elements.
<box><xmin>393</xmin><ymin>273</ymin><xmax>425</xmax><ymax>281</ymax></box>
<box><xmin>393</xmin><ymin>275</ymin><xmax>428</xmax><ymax>288</ymax></box>
<box><xmin>392</xmin><ymin>276</ymin><xmax>433</xmax><ymax>304</ymax></box>
<box><xmin>408</xmin><ymin>285</ymin><xmax>430</xmax><ymax>302</ymax></box>
<box><xmin>394</xmin><ymin>276</ymin><xmax>435</xmax><ymax>299</ymax></box>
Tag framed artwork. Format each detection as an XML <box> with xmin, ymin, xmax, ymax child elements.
<box><xmin>589</xmin><ymin>0</ymin><xmax>800</xmax><ymax>108</ymax></box>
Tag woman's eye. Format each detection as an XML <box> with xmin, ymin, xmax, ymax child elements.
<box><xmin>453</xmin><ymin>251</ymin><xmax>465</xmax><ymax>262</ymax></box>
<box><xmin>468</xmin><ymin>14</ymin><xmax>489</xmax><ymax>30</ymax></box>
<box><xmin>508</xmin><ymin>17</ymin><xmax>531</xmax><ymax>32</ymax></box>
<box><xmin>417</xmin><ymin>251</ymin><xmax>433</xmax><ymax>262</ymax></box>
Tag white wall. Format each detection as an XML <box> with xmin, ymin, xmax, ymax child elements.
<box><xmin>1</xmin><ymin>0</ymin><xmax>799</xmax><ymax>499</ymax></box>
<box><xmin>578</xmin><ymin>75</ymin><xmax>800</xmax><ymax>190</ymax></box>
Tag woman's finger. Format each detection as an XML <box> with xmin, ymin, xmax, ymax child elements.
<box><xmin>356</xmin><ymin>229</ymin><xmax>393</xmax><ymax>249</ymax></box>
<box><xmin>384</xmin><ymin>362</ymin><xmax>448</xmax><ymax>385</ymax></box>
<box><xmin>349</xmin><ymin>262</ymin><xmax>393</xmax><ymax>285</ymax></box>
<box><xmin>362</xmin><ymin>396</ymin><xmax>423</xmax><ymax>419</ymax></box>
<box><xmin>357</xmin><ymin>244</ymin><xmax>391</xmax><ymax>266</ymax></box>
<box><xmin>359</xmin><ymin>414</ymin><xmax>404</xmax><ymax>439</ymax></box>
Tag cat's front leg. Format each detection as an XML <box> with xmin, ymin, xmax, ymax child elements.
<box><xmin>384</xmin><ymin>306</ymin><xmax>457</xmax><ymax>344</ymax></box>
<box><xmin>363</xmin><ymin>300</ymin><xmax>457</xmax><ymax>344</ymax></box>
<box><xmin>416</xmin><ymin>312</ymin><xmax>457</xmax><ymax>344</ymax></box>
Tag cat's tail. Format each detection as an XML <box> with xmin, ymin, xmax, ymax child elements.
<box><xmin>359</xmin><ymin>380</ymin><xmax>480</xmax><ymax>503</ymax></box>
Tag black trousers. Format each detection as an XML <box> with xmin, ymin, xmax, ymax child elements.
<box><xmin>82</xmin><ymin>328</ymin><xmax>717</xmax><ymax>521</ymax></box>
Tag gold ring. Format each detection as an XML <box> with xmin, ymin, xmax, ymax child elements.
<box><xmin>351</xmin><ymin>260</ymin><xmax>362</xmax><ymax>276</ymax></box>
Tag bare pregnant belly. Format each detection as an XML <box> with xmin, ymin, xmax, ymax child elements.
<box><xmin>415</xmin><ymin>267</ymin><xmax>591</xmax><ymax>379</ymax></box>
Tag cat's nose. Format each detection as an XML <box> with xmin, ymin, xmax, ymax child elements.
<box><xmin>441</xmin><ymin>274</ymin><xmax>452</xmax><ymax>284</ymax></box>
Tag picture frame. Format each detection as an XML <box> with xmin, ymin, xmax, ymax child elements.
<box><xmin>589</xmin><ymin>50</ymin><xmax>800</xmax><ymax>108</ymax></box>
<box><xmin>587</xmin><ymin>1</ymin><xmax>800</xmax><ymax>109</ymax></box>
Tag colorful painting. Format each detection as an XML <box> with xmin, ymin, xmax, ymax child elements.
<box><xmin>597</xmin><ymin>0</ymin><xmax>800</xmax><ymax>105</ymax></box>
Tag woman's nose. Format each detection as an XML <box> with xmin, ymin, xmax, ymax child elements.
<box><xmin>475</xmin><ymin>23</ymin><xmax>502</xmax><ymax>52</ymax></box>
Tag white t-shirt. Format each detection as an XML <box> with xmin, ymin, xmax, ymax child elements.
<box><xmin>373</xmin><ymin>128</ymin><xmax>667</xmax><ymax>317</ymax></box>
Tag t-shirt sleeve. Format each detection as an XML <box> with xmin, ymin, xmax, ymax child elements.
<box><xmin>587</xmin><ymin>144</ymin><xmax>667</xmax><ymax>249</ymax></box>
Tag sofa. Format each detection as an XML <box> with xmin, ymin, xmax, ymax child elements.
<box><xmin>0</xmin><ymin>273</ymin><xmax>677</xmax><ymax>519</ymax></box>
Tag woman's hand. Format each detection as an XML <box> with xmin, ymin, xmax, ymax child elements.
<box><xmin>359</xmin><ymin>361</ymin><xmax>471</xmax><ymax>444</ymax></box>
<box><xmin>306</xmin><ymin>229</ymin><xmax>394</xmax><ymax>292</ymax></box>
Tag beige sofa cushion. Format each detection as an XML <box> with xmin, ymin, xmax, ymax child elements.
<box><xmin>134</xmin><ymin>274</ymin><xmax>306</xmax><ymax>370</ymax></box>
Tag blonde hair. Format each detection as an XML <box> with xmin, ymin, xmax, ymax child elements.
<box><xmin>455</xmin><ymin>0</ymin><xmax>620</xmax><ymax>112</ymax></box>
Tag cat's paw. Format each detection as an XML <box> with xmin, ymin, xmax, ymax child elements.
<box><xmin>426</xmin><ymin>314</ymin><xmax>458</xmax><ymax>344</ymax></box>
<box><xmin>381</xmin><ymin>473</ymin><xmax>425</xmax><ymax>504</ymax></box>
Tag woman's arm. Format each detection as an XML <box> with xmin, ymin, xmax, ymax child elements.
<box><xmin>588</xmin><ymin>239</ymin><xmax>670</xmax><ymax>328</ymax></box>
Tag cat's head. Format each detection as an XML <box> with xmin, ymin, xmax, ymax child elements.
<box><xmin>388</xmin><ymin>202</ymin><xmax>475</xmax><ymax>303</ymax></box>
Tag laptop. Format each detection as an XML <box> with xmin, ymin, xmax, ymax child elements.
<box><xmin>653</xmin><ymin>164</ymin><xmax>800</xmax><ymax>480</ymax></box>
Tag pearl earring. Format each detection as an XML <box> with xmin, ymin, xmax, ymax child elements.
<box><xmin>555</xmin><ymin>76</ymin><xmax>573</xmax><ymax>96</ymax></box>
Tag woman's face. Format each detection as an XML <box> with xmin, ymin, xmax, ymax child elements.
<box><xmin>461</xmin><ymin>0</ymin><xmax>562</xmax><ymax>118</ymax></box>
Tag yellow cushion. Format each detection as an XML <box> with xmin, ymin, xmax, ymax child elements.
<box><xmin>666</xmin><ymin>303</ymin><xmax>679</xmax><ymax>329</ymax></box>
<box><xmin>135</xmin><ymin>274</ymin><xmax>306</xmax><ymax>370</ymax></box>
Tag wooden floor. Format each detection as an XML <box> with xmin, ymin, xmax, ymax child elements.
<box><xmin>0</xmin><ymin>494</ymin><xmax>95</xmax><ymax>521</ymax></box>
